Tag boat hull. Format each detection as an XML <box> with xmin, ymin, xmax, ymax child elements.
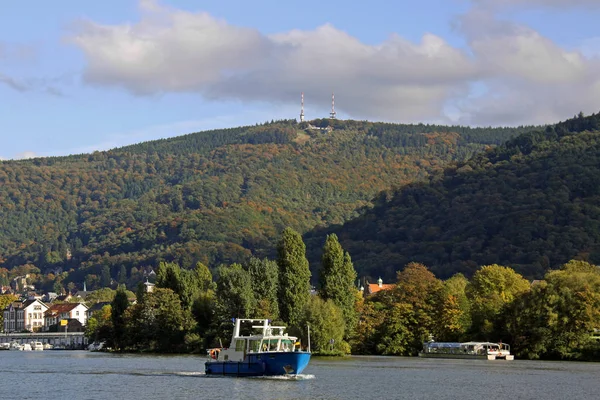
<box><xmin>205</xmin><ymin>352</ymin><xmax>311</xmax><ymax>377</ymax></box>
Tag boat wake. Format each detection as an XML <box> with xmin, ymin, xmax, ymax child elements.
<box><xmin>171</xmin><ymin>371</ymin><xmax>205</xmax><ymax>377</ymax></box>
<box><xmin>249</xmin><ymin>374</ymin><xmax>315</xmax><ymax>381</ymax></box>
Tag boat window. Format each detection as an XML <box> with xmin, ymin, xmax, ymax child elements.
<box><xmin>268</xmin><ymin>339</ymin><xmax>279</xmax><ymax>351</ymax></box>
<box><xmin>235</xmin><ymin>340</ymin><xmax>246</xmax><ymax>352</ymax></box>
<box><xmin>249</xmin><ymin>340</ymin><xmax>261</xmax><ymax>353</ymax></box>
<box><xmin>281</xmin><ymin>339</ymin><xmax>294</xmax><ymax>352</ymax></box>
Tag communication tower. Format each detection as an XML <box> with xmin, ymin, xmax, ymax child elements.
<box><xmin>330</xmin><ymin>92</ymin><xmax>337</xmax><ymax>119</ymax></box>
<box><xmin>300</xmin><ymin>92</ymin><xmax>305</xmax><ymax>122</ymax></box>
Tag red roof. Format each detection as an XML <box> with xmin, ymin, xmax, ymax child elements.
<box><xmin>44</xmin><ymin>303</ymin><xmax>85</xmax><ymax>316</ymax></box>
<box><xmin>367</xmin><ymin>283</ymin><xmax>395</xmax><ymax>294</ymax></box>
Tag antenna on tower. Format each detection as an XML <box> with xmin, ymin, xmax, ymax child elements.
<box><xmin>330</xmin><ymin>92</ymin><xmax>337</xmax><ymax>119</ymax></box>
<box><xmin>300</xmin><ymin>92</ymin><xmax>305</xmax><ymax>122</ymax></box>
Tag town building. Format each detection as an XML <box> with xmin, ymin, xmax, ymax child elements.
<box><xmin>44</xmin><ymin>303</ymin><xmax>88</xmax><ymax>331</ymax></box>
<box><xmin>2</xmin><ymin>299</ymin><xmax>49</xmax><ymax>332</ymax></box>
<box><xmin>364</xmin><ymin>277</ymin><xmax>395</xmax><ymax>296</ymax></box>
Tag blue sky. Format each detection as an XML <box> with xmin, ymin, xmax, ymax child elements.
<box><xmin>1</xmin><ymin>0</ymin><xmax>599</xmax><ymax>159</ymax></box>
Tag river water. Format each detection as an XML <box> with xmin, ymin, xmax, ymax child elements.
<box><xmin>1</xmin><ymin>351</ymin><xmax>599</xmax><ymax>399</ymax></box>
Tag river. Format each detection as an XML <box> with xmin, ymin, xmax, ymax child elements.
<box><xmin>1</xmin><ymin>351</ymin><xmax>599</xmax><ymax>399</ymax></box>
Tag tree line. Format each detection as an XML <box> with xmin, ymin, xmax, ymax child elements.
<box><xmin>85</xmin><ymin>228</ymin><xmax>600</xmax><ymax>360</ymax></box>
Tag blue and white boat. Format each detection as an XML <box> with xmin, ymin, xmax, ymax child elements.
<box><xmin>205</xmin><ymin>318</ymin><xmax>311</xmax><ymax>377</ymax></box>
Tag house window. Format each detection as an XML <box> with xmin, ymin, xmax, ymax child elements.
<box><xmin>76</xmin><ymin>311</ymin><xmax>79</xmax><ymax>316</ymax></box>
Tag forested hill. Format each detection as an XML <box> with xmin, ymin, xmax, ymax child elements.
<box><xmin>305</xmin><ymin>112</ymin><xmax>600</xmax><ymax>281</ymax></box>
<box><xmin>0</xmin><ymin>119</ymin><xmax>532</xmax><ymax>289</ymax></box>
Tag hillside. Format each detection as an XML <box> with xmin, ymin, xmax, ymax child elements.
<box><xmin>305</xmin><ymin>113</ymin><xmax>600</xmax><ymax>280</ymax></box>
<box><xmin>0</xmin><ymin>119</ymin><xmax>531</xmax><ymax>289</ymax></box>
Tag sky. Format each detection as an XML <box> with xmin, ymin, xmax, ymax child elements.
<box><xmin>1</xmin><ymin>0</ymin><xmax>600</xmax><ymax>160</ymax></box>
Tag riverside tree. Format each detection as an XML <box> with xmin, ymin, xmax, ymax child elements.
<box><xmin>466</xmin><ymin>264</ymin><xmax>530</xmax><ymax>340</ymax></box>
<box><xmin>247</xmin><ymin>257</ymin><xmax>279</xmax><ymax>320</ymax></box>
<box><xmin>319</xmin><ymin>234</ymin><xmax>358</xmax><ymax>337</ymax></box>
<box><xmin>277</xmin><ymin>227</ymin><xmax>311</xmax><ymax>328</ymax></box>
<box><xmin>110</xmin><ymin>285</ymin><xmax>129</xmax><ymax>351</ymax></box>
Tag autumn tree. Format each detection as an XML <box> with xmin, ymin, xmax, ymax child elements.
<box><xmin>0</xmin><ymin>294</ymin><xmax>18</xmax><ymax>331</ymax></box>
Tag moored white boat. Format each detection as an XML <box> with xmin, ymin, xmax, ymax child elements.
<box><xmin>9</xmin><ymin>341</ymin><xmax>23</xmax><ymax>351</ymax></box>
<box><xmin>205</xmin><ymin>318</ymin><xmax>311</xmax><ymax>377</ymax></box>
<box><xmin>419</xmin><ymin>340</ymin><xmax>514</xmax><ymax>360</ymax></box>
<box><xmin>21</xmin><ymin>343</ymin><xmax>32</xmax><ymax>351</ymax></box>
<box><xmin>0</xmin><ymin>342</ymin><xmax>10</xmax><ymax>350</ymax></box>
<box><xmin>30</xmin><ymin>341</ymin><xmax>44</xmax><ymax>351</ymax></box>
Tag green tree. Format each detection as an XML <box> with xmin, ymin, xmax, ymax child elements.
<box><xmin>101</xmin><ymin>265</ymin><xmax>111</xmax><ymax>288</ymax></box>
<box><xmin>466</xmin><ymin>264</ymin><xmax>530</xmax><ymax>340</ymax></box>
<box><xmin>435</xmin><ymin>273</ymin><xmax>471</xmax><ymax>341</ymax></box>
<box><xmin>156</xmin><ymin>262</ymin><xmax>181</xmax><ymax>293</ymax></box>
<box><xmin>216</xmin><ymin>263</ymin><xmax>256</xmax><ymax>319</ymax></box>
<box><xmin>0</xmin><ymin>294</ymin><xmax>18</xmax><ymax>331</ymax></box>
<box><xmin>126</xmin><ymin>288</ymin><xmax>190</xmax><ymax>352</ymax></box>
<box><xmin>319</xmin><ymin>234</ymin><xmax>358</xmax><ymax>337</ymax></box>
<box><xmin>392</xmin><ymin>262</ymin><xmax>443</xmax><ymax>353</ymax></box>
<box><xmin>110</xmin><ymin>285</ymin><xmax>129</xmax><ymax>351</ymax></box>
<box><xmin>299</xmin><ymin>296</ymin><xmax>348</xmax><ymax>355</ymax></box>
<box><xmin>194</xmin><ymin>262</ymin><xmax>214</xmax><ymax>292</ymax></box>
<box><xmin>118</xmin><ymin>265</ymin><xmax>127</xmax><ymax>284</ymax></box>
<box><xmin>277</xmin><ymin>227</ymin><xmax>311</xmax><ymax>327</ymax></box>
<box><xmin>505</xmin><ymin>261</ymin><xmax>600</xmax><ymax>359</ymax></box>
<box><xmin>247</xmin><ymin>257</ymin><xmax>279</xmax><ymax>320</ymax></box>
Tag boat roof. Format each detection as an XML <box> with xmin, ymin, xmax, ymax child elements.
<box><xmin>425</xmin><ymin>341</ymin><xmax>503</xmax><ymax>347</ymax></box>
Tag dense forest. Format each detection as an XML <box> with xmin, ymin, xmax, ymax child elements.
<box><xmin>306</xmin><ymin>112</ymin><xmax>600</xmax><ymax>280</ymax></box>
<box><xmin>0</xmin><ymin>118</ymin><xmax>533</xmax><ymax>290</ymax></box>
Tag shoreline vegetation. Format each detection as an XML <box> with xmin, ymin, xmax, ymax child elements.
<box><xmin>85</xmin><ymin>229</ymin><xmax>600</xmax><ymax>361</ymax></box>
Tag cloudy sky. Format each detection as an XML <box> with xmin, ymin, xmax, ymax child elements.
<box><xmin>1</xmin><ymin>0</ymin><xmax>600</xmax><ymax>159</ymax></box>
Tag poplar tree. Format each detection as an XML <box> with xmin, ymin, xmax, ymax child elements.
<box><xmin>277</xmin><ymin>227</ymin><xmax>311</xmax><ymax>327</ymax></box>
<box><xmin>111</xmin><ymin>285</ymin><xmax>129</xmax><ymax>351</ymax></box>
<box><xmin>247</xmin><ymin>257</ymin><xmax>279</xmax><ymax>320</ymax></box>
<box><xmin>319</xmin><ymin>234</ymin><xmax>358</xmax><ymax>335</ymax></box>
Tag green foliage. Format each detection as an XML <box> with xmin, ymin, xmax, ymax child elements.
<box><xmin>84</xmin><ymin>287</ymin><xmax>116</xmax><ymax>304</ymax></box>
<box><xmin>466</xmin><ymin>265</ymin><xmax>530</xmax><ymax>339</ymax></box>
<box><xmin>319</xmin><ymin>234</ymin><xmax>358</xmax><ymax>337</ymax></box>
<box><xmin>505</xmin><ymin>264</ymin><xmax>600</xmax><ymax>360</ymax></box>
<box><xmin>299</xmin><ymin>296</ymin><xmax>349</xmax><ymax>355</ymax></box>
<box><xmin>110</xmin><ymin>285</ymin><xmax>130</xmax><ymax>351</ymax></box>
<box><xmin>277</xmin><ymin>227</ymin><xmax>311</xmax><ymax>328</ymax></box>
<box><xmin>307</xmin><ymin>114</ymin><xmax>600</xmax><ymax>281</ymax></box>
<box><xmin>0</xmin><ymin>294</ymin><xmax>17</xmax><ymax>331</ymax></box>
<box><xmin>101</xmin><ymin>266</ymin><xmax>111</xmax><ymax>288</ymax></box>
<box><xmin>0</xmin><ymin>119</ymin><xmax>535</xmax><ymax>287</ymax></box>
<box><xmin>156</xmin><ymin>262</ymin><xmax>181</xmax><ymax>293</ymax></box>
<box><xmin>216</xmin><ymin>263</ymin><xmax>256</xmax><ymax>319</ymax></box>
<box><xmin>436</xmin><ymin>273</ymin><xmax>471</xmax><ymax>340</ymax></box>
<box><xmin>247</xmin><ymin>257</ymin><xmax>279</xmax><ymax>320</ymax></box>
<box><xmin>125</xmin><ymin>288</ymin><xmax>192</xmax><ymax>352</ymax></box>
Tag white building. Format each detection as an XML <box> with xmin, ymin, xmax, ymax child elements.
<box><xmin>44</xmin><ymin>303</ymin><xmax>89</xmax><ymax>330</ymax></box>
<box><xmin>2</xmin><ymin>299</ymin><xmax>48</xmax><ymax>332</ymax></box>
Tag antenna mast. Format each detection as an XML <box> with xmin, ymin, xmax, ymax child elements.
<box><xmin>300</xmin><ymin>92</ymin><xmax>305</xmax><ymax>122</ymax></box>
<box><xmin>330</xmin><ymin>92</ymin><xmax>337</xmax><ymax>119</ymax></box>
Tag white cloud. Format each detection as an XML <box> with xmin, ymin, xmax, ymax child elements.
<box><xmin>14</xmin><ymin>151</ymin><xmax>38</xmax><ymax>160</ymax></box>
<box><xmin>70</xmin><ymin>1</ymin><xmax>600</xmax><ymax>126</ymax></box>
<box><xmin>70</xmin><ymin>0</ymin><xmax>476</xmax><ymax>122</ymax></box>
<box><xmin>455</xmin><ymin>10</ymin><xmax>600</xmax><ymax>125</ymax></box>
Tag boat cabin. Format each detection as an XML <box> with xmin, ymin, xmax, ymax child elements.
<box><xmin>209</xmin><ymin>319</ymin><xmax>299</xmax><ymax>363</ymax></box>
